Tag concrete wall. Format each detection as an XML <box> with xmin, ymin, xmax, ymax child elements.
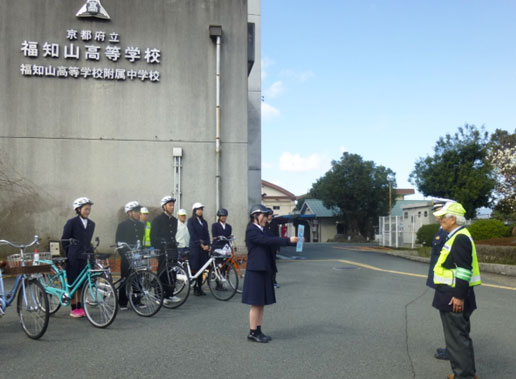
<box><xmin>0</xmin><ymin>0</ymin><xmax>252</xmax><ymax>251</ymax></box>
<box><xmin>247</xmin><ymin>0</ymin><xmax>262</xmax><ymax>210</ymax></box>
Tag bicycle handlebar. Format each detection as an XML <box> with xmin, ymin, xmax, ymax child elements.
<box><xmin>0</xmin><ymin>235</ymin><xmax>40</xmax><ymax>249</ymax></box>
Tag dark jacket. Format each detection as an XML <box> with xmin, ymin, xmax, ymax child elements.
<box><xmin>115</xmin><ymin>219</ymin><xmax>145</xmax><ymax>246</ymax></box>
<box><xmin>211</xmin><ymin>221</ymin><xmax>232</xmax><ymax>240</ymax></box>
<box><xmin>245</xmin><ymin>223</ymin><xmax>290</xmax><ymax>272</ymax></box>
<box><xmin>150</xmin><ymin>212</ymin><xmax>178</xmax><ymax>250</ymax></box>
<box><xmin>61</xmin><ymin>216</ymin><xmax>95</xmax><ymax>260</ymax></box>
<box><xmin>187</xmin><ymin>216</ymin><xmax>210</xmax><ymax>271</ymax></box>
<box><xmin>432</xmin><ymin>226</ymin><xmax>477</xmax><ymax>314</ymax></box>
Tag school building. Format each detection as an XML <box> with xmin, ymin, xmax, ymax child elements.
<box><xmin>0</xmin><ymin>0</ymin><xmax>262</xmax><ymax>250</ymax></box>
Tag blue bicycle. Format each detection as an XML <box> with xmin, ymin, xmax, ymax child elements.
<box><xmin>39</xmin><ymin>238</ymin><xmax>118</xmax><ymax>328</ymax></box>
<box><xmin>0</xmin><ymin>235</ymin><xmax>50</xmax><ymax>339</ymax></box>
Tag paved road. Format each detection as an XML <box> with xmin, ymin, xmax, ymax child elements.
<box><xmin>2</xmin><ymin>243</ymin><xmax>515</xmax><ymax>378</ymax></box>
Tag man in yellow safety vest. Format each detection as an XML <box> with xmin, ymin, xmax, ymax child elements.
<box><xmin>140</xmin><ymin>207</ymin><xmax>151</xmax><ymax>247</ymax></box>
<box><xmin>432</xmin><ymin>202</ymin><xmax>481</xmax><ymax>379</ymax></box>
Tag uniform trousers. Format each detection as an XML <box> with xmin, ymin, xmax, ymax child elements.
<box><xmin>440</xmin><ymin>310</ymin><xmax>476</xmax><ymax>379</ymax></box>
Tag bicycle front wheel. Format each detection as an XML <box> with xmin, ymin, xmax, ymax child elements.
<box><xmin>127</xmin><ymin>270</ymin><xmax>163</xmax><ymax>317</ymax></box>
<box><xmin>17</xmin><ymin>278</ymin><xmax>50</xmax><ymax>339</ymax></box>
<box><xmin>161</xmin><ymin>264</ymin><xmax>190</xmax><ymax>309</ymax></box>
<box><xmin>40</xmin><ymin>266</ymin><xmax>62</xmax><ymax>315</ymax></box>
<box><xmin>82</xmin><ymin>275</ymin><xmax>118</xmax><ymax>328</ymax></box>
<box><xmin>207</xmin><ymin>264</ymin><xmax>238</xmax><ymax>301</ymax></box>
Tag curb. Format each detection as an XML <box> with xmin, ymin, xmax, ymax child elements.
<box><xmin>379</xmin><ymin>249</ymin><xmax>516</xmax><ymax>277</ymax></box>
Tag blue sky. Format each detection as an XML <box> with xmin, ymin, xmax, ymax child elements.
<box><xmin>260</xmin><ymin>1</ymin><xmax>516</xmax><ymax>198</ymax></box>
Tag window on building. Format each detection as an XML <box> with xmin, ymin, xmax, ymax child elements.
<box><xmin>418</xmin><ymin>211</ymin><xmax>421</xmax><ymax>218</ymax></box>
<box><xmin>424</xmin><ymin>211</ymin><xmax>428</xmax><ymax>217</ymax></box>
<box><xmin>404</xmin><ymin>212</ymin><xmax>408</xmax><ymax>219</ymax></box>
<box><xmin>273</xmin><ymin>206</ymin><xmax>280</xmax><ymax>210</ymax></box>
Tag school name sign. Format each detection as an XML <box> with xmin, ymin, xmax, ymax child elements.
<box><xmin>19</xmin><ymin>29</ymin><xmax>162</xmax><ymax>83</ymax></box>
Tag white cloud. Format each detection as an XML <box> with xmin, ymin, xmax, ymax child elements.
<box><xmin>265</xmin><ymin>80</ymin><xmax>284</xmax><ymax>99</ymax></box>
<box><xmin>261</xmin><ymin>102</ymin><xmax>280</xmax><ymax>120</ymax></box>
<box><xmin>262</xmin><ymin>161</ymin><xmax>273</xmax><ymax>169</ymax></box>
<box><xmin>280</xmin><ymin>69</ymin><xmax>315</xmax><ymax>82</ymax></box>
<box><xmin>279</xmin><ymin>152</ymin><xmax>322</xmax><ymax>172</ymax></box>
<box><xmin>261</xmin><ymin>57</ymin><xmax>275</xmax><ymax>81</ymax></box>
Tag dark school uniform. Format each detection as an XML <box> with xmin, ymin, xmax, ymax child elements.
<box><xmin>61</xmin><ymin>215</ymin><xmax>95</xmax><ymax>285</ymax></box>
<box><xmin>187</xmin><ymin>217</ymin><xmax>210</xmax><ymax>272</ymax></box>
<box><xmin>115</xmin><ymin>218</ymin><xmax>145</xmax><ymax>306</ymax></box>
<box><xmin>211</xmin><ymin>221</ymin><xmax>232</xmax><ymax>239</ymax></box>
<box><xmin>150</xmin><ymin>212</ymin><xmax>178</xmax><ymax>297</ymax></box>
<box><xmin>242</xmin><ymin>223</ymin><xmax>291</xmax><ymax>306</ymax></box>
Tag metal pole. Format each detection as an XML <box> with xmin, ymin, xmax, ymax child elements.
<box><xmin>215</xmin><ymin>35</ymin><xmax>221</xmax><ymax>215</ymax></box>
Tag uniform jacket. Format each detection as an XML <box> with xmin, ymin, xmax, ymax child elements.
<box><xmin>150</xmin><ymin>213</ymin><xmax>178</xmax><ymax>250</ymax></box>
<box><xmin>115</xmin><ymin>219</ymin><xmax>145</xmax><ymax>245</ymax></box>
<box><xmin>245</xmin><ymin>223</ymin><xmax>290</xmax><ymax>272</ymax></box>
<box><xmin>211</xmin><ymin>221</ymin><xmax>232</xmax><ymax>240</ymax></box>
<box><xmin>61</xmin><ymin>216</ymin><xmax>95</xmax><ymax>260</ymax></box>
<box><xmin>187</xmin><ymin>216</ymin><xmax>210</xmax><ymax>271</ymax></box>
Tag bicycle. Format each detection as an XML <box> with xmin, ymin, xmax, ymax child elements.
<box><xmin>39</xmin><ymin>238</ymin><xmax>118</xmax><ymax>328</ymax></box>
<box><xmin>156</xmin><ymin>244</ymin><xmax>190</xmax><ymax>309</ymax></box>
<box><xmin>109</xmin><ymin>242</ymin><xmax>163</xmax><ymax>317</ymax></box>
<box><xmin>178</xmin><ymin>238</ymin><xmax>239</xmax><ymax>301</ymax></box>
<box><xmin>215</xmin><ymin>237</ymin><xmax>246</xmax><ymax>294</ymax></box>
<box><xmin>0</xmin><ymin>235</ymin><xmax>50</xmax><ymax>339</ymax></box>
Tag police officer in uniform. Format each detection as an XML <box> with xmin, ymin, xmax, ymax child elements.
<box><xmin>150</xmin><ymin>196</ymin><xmax>178</xmax><ymax>300</ymax></box>
<box><xmin>243</xmin><ymin>204</ymin><xmax>298</xmax><ymax>343</ymax></box>
<box><xmin>432</xmin><ymin>202</ymin><xmax>481</xmax><ymax>379</ymax></box>
<box><xmin>115</xmin><ymin>201</ymin><xmax>145</xmax><ymax>310</ymax></box>
<box><xmin>427</xmin><ymin>199</ymin><xmax>454</xmax><ymax>361</ymax></box>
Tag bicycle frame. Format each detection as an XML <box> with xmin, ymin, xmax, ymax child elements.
<box><xmin>40</xmin><ymin>258</ymin><xmax>105</xmax><ymax>306</ymax></box>
<box><xmin>0</xmin><ymin>272</ymin><xmax>25</xmax><ymax>311</ymax></box>
<box><xmin>0</xmin><ymin>236</ymin><xmax>40</xmax><ymax>312</ymax></box>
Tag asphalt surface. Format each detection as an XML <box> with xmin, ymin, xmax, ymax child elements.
<box><xmin>2</xmin><ymin>243</ymin><xmax>515</xmax><ymax>378</ymax></box>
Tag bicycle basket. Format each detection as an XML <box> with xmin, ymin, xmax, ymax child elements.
<box><xmin>123</xmin><ymin>250</ymin><xmax>151</xmax><ymax>270</ymax></box>
<box><xmin>211</xmin><ymin>243</ymin><xmax>232</xmax><ymax>258</ymax></box>
<box><xmin>6</xmin><ymin>252</ymin><xmax>52</xmax><ymax>274</ymax></box>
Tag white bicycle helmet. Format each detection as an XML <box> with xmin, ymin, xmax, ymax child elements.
<box><xmin>192</xmin><ymin>202</ymin><xmax>204</xmax><ymax>210</ymax></box>
<box><xmin>73</xmin><ymin>197</ymin><xmax>93</xmax><ymax>211</ymax></box>
<box><xmin>160</xmin><ymin>196</ymin><xmax>176</xmax><ymax>207</ymax></box>
<box><xmin>124</xmin><ymin>201</ymin><xmax>141</xmax><ymax>213</ymax></box>
<box><xmin>140</xmin><ymin>207</ymin><xmax>149</xmax><ymax>214</ymax></box>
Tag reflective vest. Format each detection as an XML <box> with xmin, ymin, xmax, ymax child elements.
<box><xmin>143</xmin><ymin>221</ymin><xmax>151</xmax><ymax>247</ymax></box>
<box><xmin>433</xmin><ymin>227</ymin><xmax>481</xmax><ymax>287</ymax></box>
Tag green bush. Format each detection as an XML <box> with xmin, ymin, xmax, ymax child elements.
<box><xmin>416</xmin><ymin>223</ymin><xmax>440</xmax><ymax>246</ymax></box>
<box><xmin>468</xmin><ymin>219</ymin><xmax>510</xmax><ymax>241</ymax></box>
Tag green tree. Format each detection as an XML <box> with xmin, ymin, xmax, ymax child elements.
<box><xmin>488</xmin><ymin>128</ymin><xmax>516</xmax><ymax>214</ymax></box>
<box><xmin>308</xmin><ymin>153</ymin><xmax>395</xmax><ymax>238</ymax></box>
<box><xmin>409</xmin><ymin>124</ymin><xmax>496</xmax><ymax>219</ymax></box>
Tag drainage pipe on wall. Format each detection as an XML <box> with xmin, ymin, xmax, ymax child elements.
<box><xmin>210</xmin><ymin>26</ymin><xmax>223</xmax><ymax>214</ymax></box>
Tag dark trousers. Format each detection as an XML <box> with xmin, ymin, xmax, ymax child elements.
<box><xmin>158</xmin><ymin>249</ymin><xmax>177</xmax><ymax>298</ymax></box>
<box><xmin>118</xmin><ymin>254</ymin><xmax>130</xmax><ymax>306</ymax></box>
<box><xmin>440</xmin><ymin>310</ymin><xmax>476</xmax><ymax>379</ymax></box>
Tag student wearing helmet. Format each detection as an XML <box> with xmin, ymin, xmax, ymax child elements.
<box><xmin>243</xmin><ymin>204</ymin><xmax>299</xmax><ymax>343</ymax></box>
<box><xmin>211</xmin><ymin>208</ymin><xmax>233</xmax><ymax>240</ymax></box>
<box><xmin>140</xmin><ymin>207</ymin><xmax>152</xmax><ymax>248</ymax></box>
<box><xmin>61</xmin><ymin>197</ymin><xmax>95</xmax><ymax>318</ymax></box>
<box><xmin>187</xmin><ymin>202</ymin><xmax>211</xmax><ymax>296</ymax></box>
<box><xmin>150</xmin><ymin>196</ymin><xmax>178</xmax><ymax>301</ymax></box>
<box><xmin>115</xmin><ymin>201</ymin><xmax>145</xmax><ymax>310</ymax></box>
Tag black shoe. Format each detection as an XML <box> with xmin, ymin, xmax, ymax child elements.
<box><xmin>259</xmin><ymin>331</ymin><xmax>272</xmax><ymax>342</ymax></box>
<box><xmin>435</xmin><ymin>347</ymin><xmax>450</xmax><ymax>360</ymax></box>
<box><xmin>247</xmin><ymin>333</ymin><xmax>269</xmax><ymax>343</ymax></box>
<box><xmin>193</xmin><ymin>287</ymin><xmax>206</xmax><ymax>296</ymax></box>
